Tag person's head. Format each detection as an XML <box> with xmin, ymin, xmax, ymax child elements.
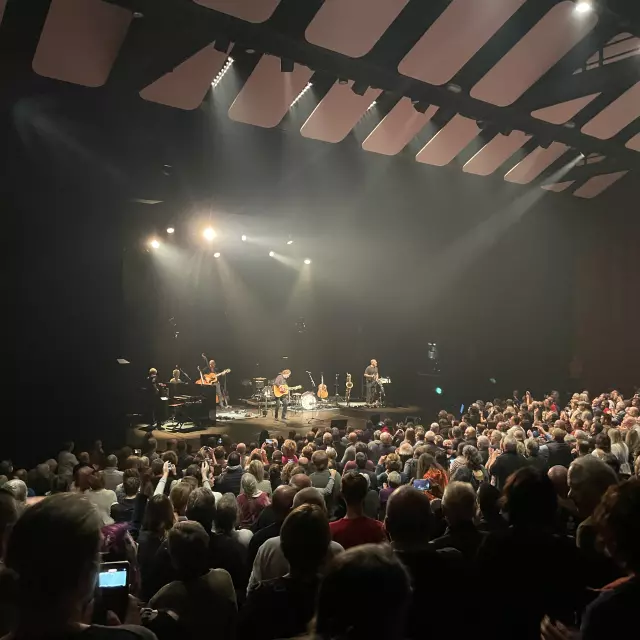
<box><xmin>227</xmin><ymin>452</ymin><xmax>241</xmax><ymax>467</ymax></box>
<box><xmin>213</xmin><ymin>492</ymin><xmax>238</xmax><ymax>534</ymax></box>
<box><xmin>341</xmin><ymin>471</ymin><xmax>368</xmax><ymax>509</ymax></box>
<box><xmin>241</xmin><ymin>473</ymin><xmax>260</xmax><ymax>498</ymax></box>
<box><xmin>552</xmin><ymin>428</ymin><xmax>566</xmax><ymax>443</ymax></box>
<box><xmin>0</xmin><ymin>491</ymin><xmax>18</xmax><ymax>554</ymax></box>
<box><xmin>503</xmin><ymin>467</ymin><xmax>557</xmax><ymax>529</ymax></box>
<box><xmin>477</xmin><ymin>435</ymin><xmax>490</xmax><ymax>451</ymax></box>
<box><xmin>501</xmin><ymin>435</ymin><xmax>518</xmax><ymax>454</ymax></box>
<box><xmin>271</xmin><ymin>484</ymin><xmax>296</xmax><ymax>522</ymax></box>
<box><xmin>208</xmin><ymin>359</ymin><xmax>216</xmax><ymax>370</ymax></box>
<box><xmin>1</xmin><ymin>494</ymin><xmax>102</xmax><ymax>622</ymax></box>
<box><xmin>167</xmin><ymin>521</ymin><xmax>210</xmax><ymax>580</ymax></box>
<box><xmin>380</xmin><ymin>431</ymin><xmax>392</xmax><ymax>446</ymax></box>
<box><xmin>282</xmin><ymin>439</ymin><xmax>296</xmax><ymax>458</ymax></box>
<box><xmin>86</xmin><ymin>472</ymin><xmax>105</xmax><ymax>493</ymax></box>
<box><xmin>387</xmin><ymin>471</ymin><xmax>402</xmax><ymax>489</ymax></box>
<box><xmin>246</xmin><ymin>459</ymin><xmax>264</xmax><ymax>482</ymax></box>
<box><xmin>595</xmin><ymin>432</ymin><xmax>611</xmax><ymax>453</ymax></box>
<box><xmin>170</xmin><ymin>481</ymin><xmax>194</xmax><ymax>517</ymax></box>
<box><xmin>442</xmin><ymin>481</ymin><xmax>476</xmax><ymax>526</ymax></box>
<box><xmin>416</xmin><ymin>453</ymin><xmax>437</xmax><ymax>480</ymax></box>
<box><xmin>292</xmin><ymin>487</ymin><xmax>326</xmax><ymax>512</ymax></box>
<box><xmin>50</xmin><ymin>475</ymin><xmax>70</xmax><ymax>494</ymax></box>
<box><xmin>462</xmin><ymin>445</ymin><xmax>482</xmax><ymax>470</ymax></box>
<box><xmin>477</xmin><ymin>482</ymin><xmax>501</xmax><ymax>519</ymax></box>
<box><xmin>370</xmin><ymin>359</ymin><xmax>377</xmax><ymax>367</ymax></box>
<box><xmin>185</xmin><ymin>487</ymin><xmax>216</xmax><ymax>531</ymax></box>
<box><xmin>105</xmin><ymin>454</ymin><xmax>118</xmax><ymax>469</ymax></box>
<box><xmin>280</xmin><ymin>504</ymin><xmax>331</xmax><ymax>576</ymax></box>
<box><xmin>162</xmin><ymin>450</ymin><xmax>178</xmax><ymax>466</ymax></box>
<box><xmin>355</xmin><ymin>452</ymin><xmax>368</xmax><ymax>471</ymax></box>
<box><xmin>313</xmin><ymin>544</ymin><xmax>410</xmax><ymax>640</ymax></box>
<box><xmin>281</xmin><ymin>369</ymin><xmax>291</xmax><ymax>379</ymax></box>
<box><xmin>62</xmin><ymin>441</ymin><xmax>74</xmax><ymax>453</ymax></box>
<box><xmin>122</xmin><ymin>474</ymin><xmax>141</xmax><ymax>498</ymax></box>
<box><xmin>525</xmin><ymin>438</ymin><xmax>539</xmax><ymax>458</ymax></box>
<box><xmin>547</xmin><ymin>465</ymin><xmax>569</xmax><ymax>499</ymax></box>
<box><xmin>143</xmin><ymin>494</ymin><xmax>174</xmax><ymax>536</ymax></box>
<box><xmin>592</xmin><ymin>478</ymin><xmax>640</xmax><ymax>574</ymax></box>
<box><xmin>385</xmin><ymin>485</ymin><xmax>434</xmax><ymax>548</ymax></box>
<box><xmin>311</xmin><ymin>450</ymin><xmax>329</xmax><ymax>472</ymax></box>
<box><xmin>172</xmin><ymin>368</ymin><xmax>180</xmax><ymax>380</ymax></box>
<box><xmin>568</xmin><ymin>456</ymin><xmax>618</xmax><ymax>518</ymax></box>
<box><xmin>290</xmin><ymin>473</ymin><xmax>311</xmax><ymax>491</ymax></box>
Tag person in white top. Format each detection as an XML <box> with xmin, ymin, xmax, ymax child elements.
<box><xmin>57</xmin><ymin>441</ymin><xmax>79</xmax><ymax>479</ymax></box>
<box><xmin>85</xmin><ymin>472</ymin><xmax>117</xmax><ymax>525</ymax></box>
<box><xmin>608</xmin><ymin>428</ymin><xmax>631</xmax><ymax>475</ymax></box>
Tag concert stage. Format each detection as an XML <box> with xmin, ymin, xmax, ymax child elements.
<box><xmin>127</xmin><ymin>403</ymin><xmax>421</xmax><ymax>450</ymax></box>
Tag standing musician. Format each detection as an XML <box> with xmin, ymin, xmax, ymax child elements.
<box><xmin>273</xmin><ymin>369</ymin><xmax>292</xmax><ymax>421</ymax></box>
<box><xmin>146</xmin><ymin>368</ymin><xmax>165</xmax><ymax>427</ymax></box>
<box><xmin>363</xmin><ymin>359</ymin><xmax>379</xmax><ymax>404</ymax></box>
<box><xmin>201</xmin><ymin>355</ymin><xmax>229</xmax><ymax>408</ymax></box>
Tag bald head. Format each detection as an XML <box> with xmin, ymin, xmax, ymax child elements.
<box><xmin>380</xmin><ymin>432</ymin><xmax>392</xmax><ymax>445</ymax></box>
<box><xmin>290</xmin><ymin>473</ymin><xmax>311</xmax><ymax>491</ymax></box>
<box><xmin>272</xmin><ymin>484</ymin><xmax>297</xmax><ymax>519</ymax></box>
<box><xmin>385</xmin><ymin>485</ymin><xmax>433</xmax><ymax>549</ymax></box>
<box><xmin>292</xmin><ymin>487</ymin><xmax>327</xmax><ymax>513</ymax></box>
<box><xmin>548</xmin><ymin>465</ymin><xmax>569</xmax><ymax>498</ymax></box>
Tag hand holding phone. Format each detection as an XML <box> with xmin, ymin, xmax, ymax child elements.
<box><xmin>412</xmin><ymin>479</ymin><xmax>431</xmax><ymax>491</ymax></box>
<box><xmin>96</xmin><ymin>561</ymin><xmax>130</xmax><ymax>624</ymax></box>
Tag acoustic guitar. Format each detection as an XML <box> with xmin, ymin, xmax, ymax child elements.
<box><xmin>273</xmin><ymin>384</ymin><xmax>302</xmax><ymax>398</ymax></box>
<box><xmin>317</xmin><ymin>373</ymin><xmax>328</xmax><ymax>399</ymax></box>
<box><xmin>195</xmin><ymin>368</ymin><xmax>231</xmax><ymax>385</ymax></box>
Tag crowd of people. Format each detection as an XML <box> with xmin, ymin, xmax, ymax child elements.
<box><xmin>0</xmin><ymin>387</ymin><xmax>639</xmax><ymax>640</ymax></box>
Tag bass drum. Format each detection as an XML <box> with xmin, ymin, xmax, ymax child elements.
<box><xmin>300</xmin><ymin>391</ymin><xmax>317</xmax><ymax>411</ymax></box>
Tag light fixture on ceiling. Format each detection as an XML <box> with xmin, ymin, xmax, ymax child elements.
<box><xmin>213</xmin><ymin>252</ymin><xmax>221</xmax><ymax>258</ymax></box>
<box><xmin>280</xmin><ymin>58</ymin><xmax>294</xmax><ymax>73</ymax></box>
<box><xmin>574</xmin><ymin>1</ymin><xmax>593</xmax><ymax>14</ymax></box>
<box><xmin>166</xmin><ymin>227</ymin><xmax>175</xmax><ymax>234</ymax></box>
<box><xmin>338</xmin><ymin>78</ymin><xmax>349</xmax><ymax>85</ymax></box>
<box><xmin>564</xmin><ymin>121</ymin><xmax>577</xmax><ymax>129</ymax></box>
<box><xmin>290</xmin><ymin>83</ymin><xmax>312</xmax><ymax>107</ymax></box>
<box><xmin>446</xmin><ymin>83</ymin><xmax>462</xmax><ymax>94</ymax></box>
<box><xmin>351</xmin><ymin>81</ymin><xmax>369</xmax><ymax>96</ymax></box>
<box><xmin>269</xmin><ymin>251</ymin><xmax>275</xmax><ymax>257</ymax></box>
<box><xmin>149</xmin><ymin>239</ymin><xmax>160</xmax><ymax>249</ymax></box>
<box><xmin>245</xmin><ymin>48</ymin><xmax>256</xmax><ymax>54</ymax></box>
<box><xmin>211</xmin><ymin>57</ymin><xmax>234</xmax><ymax>89</ymax></box>
<box><xmin>367</xmin><ymin>100</ymin><xmax>377</xmax><ymax>110</ymax></box>
<box><xmin>241</xmin><ymin>234</ymin><xmax>247</xmax><ymax>241</ymax></box>
<box><xmin>203</xmin><ymin>227</ymin><xmax>216</xmax><ymax>241</ymax></box>
<box><xmin>287</xmin><ymin>239</ymin><xmax>294</xmax><ymax>245</ymax></box>
<box><xmin>304</xmin><ymin>258</ymin><xmax>311</xmax><ymax>265</ymax></box>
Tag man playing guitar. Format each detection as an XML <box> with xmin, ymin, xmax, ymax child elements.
<box><xmin>200</xmin><ymin>355</ymin><xmax>230</xmax><ymax>408</ymax></box>
<box><xmin>273</xmin><ymin>369</ymin><xmax>293</xmax><ymax>421</ymax></box>
<box><xmin>364</xmin><ymin>359</ymin><xmax>379</xmax><ymax>404</ymax></box>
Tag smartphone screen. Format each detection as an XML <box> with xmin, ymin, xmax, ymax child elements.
<box><xmin>265</xmin><ymin>439</ymin><xmax>275</xmax><ymax>445</ymax></box>
<box><xmin>95</xmin><ymin>561</ymin><xmax>129</xmax><ymax>624</ymax></box>
<box><xmin>99</xmin><ymin>562</ymin><xmax>128</xmax><ymax>588</ymax></box>
<box><xmin>412</xmin><ymin>479</ymin><xmax>431</xmax><ymax>491</ymax></box>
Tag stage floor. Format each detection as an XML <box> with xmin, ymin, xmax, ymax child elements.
<box><xmin>128</xmin><ymin>403</ymin><xmax>421</xmax><ymax>449</ymax></box>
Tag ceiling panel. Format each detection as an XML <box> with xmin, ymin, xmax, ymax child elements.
<box><xmin>0</xmin><ymin>0</ymin><xmax>6</xmax><ymax>26</ymax></box>
<box><xmin>415</xmin><ymin>115</ymin><xmax>479</xmax><ymax>166</ymax></box>
<box><xmin>32</xmin><ymin>0</ymin><xmax>132</xmax><ymax>87</ymax></box>
<box><xmin>192</xmin><ymin>0</ymin><xmax>280</xmax><ymax>23</ymax></box>
<box><xmin>398</xmin><ymin>0</ymin><xmax>525</xmax><ymax>85</ymax></box>
<box><xmin>581</xmin><ymin>81</ymin><xmax>640</xmax><ymax>139</ymax></box>
<box><xmin>463</xmin><ymin>130</ymin><xmax>531</xmax><ymax>176</ymax></box>
<box><xmin>229</xmin><ymin>55</ymin><xmax>313</xmax><ymax>128</ymax></box>
<box><xmin>362</xmin><ymin>99</ymin><xmax>437</xmax><ymax>155</ymax></box>
<box><xmin>306</xmin><ymin>0</ymin><xmax>409</xmax><ymax>58</ymax></box>
<box><xmin>504</xmin><ymin>142</ymin><xmax>569</xmax><ymax>184</ymax></box>
<box><xmin>471</xmin><ymin>2</ymin><xmax>598</xmax><ymax>107</ymax></box>
<box><xmin>626</xmin><ymin>133</ymin><xmax>640</xmax><ymax>152</ymax></box>
<box><xmin>541</xmin><ymin>180</ymin><xmax>575</xmax><ymax>192</ymax></box>
<box><xmin>140</xmin><ymin>46</ymin><xmax>228</xmax><ymax>110</ymax></box>
<box><xmin>301</xmin><ymin>81</ymin><xmax>381</xmax><ymax>143</ymax></box>
<box><xmin>573</xmin><ymin>170</ymin><xmax>628</xmax><ymax>198</ymax></box>
<box><xmin>531</xmin><ymin>93</ymin><xmax>600</xmax><ymax>124</ymax></box>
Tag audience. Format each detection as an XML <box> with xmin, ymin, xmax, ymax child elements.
<box><xmin>236</xmin><ymin>473</ymin><xmax>271</xmax><ymax>529</ymax></box>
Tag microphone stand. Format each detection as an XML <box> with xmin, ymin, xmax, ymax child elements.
<box><xmin>180</xmin><ymin>368</ymin><xmax>192</xmax><ymax>383</ymax></box>
<box><xmin>306</xmin><ymin>371</ymin><xmax>316</xmax><ymax>388</ymax></box>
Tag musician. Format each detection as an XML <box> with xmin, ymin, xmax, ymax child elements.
<box><xmin>201</xmin><ymin>356</ymin><xmax>228</xmax><ymax>408</ymax></box>
<box><xmin>169</xmin><ymin>369</ymin><xmax>184</xmax><ymax>384</ymax></box>
<box><xmin>146</xmin><ymin>368</ymin><xmax>164</xmax><ymax>427</ymax></box>
<box><xmin>273</xmin><ymin>369</ymin><xmax>292</xmax><ymax>421</ymax></box>
<box><xmin>363</xmin><ymin>359</ymin><xmax>379</xmax><ymax>404</ymax></box>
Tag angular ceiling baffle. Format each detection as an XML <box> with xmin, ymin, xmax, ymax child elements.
<box><xmin>471</xmin><ymin>1</ymin><xmax>598</xmax><ymax>107</ymax></box>
<box><xmin>541</xmin><ymin>181</ymin><xmax>575</xmax><ymax>192</ymax></box>
<box><xmin>626</xmin><ymin>133</ymin><xmax>640</xmax><ymax>152</ymax></box>
<box><xmin>573</xmin><ymin>171</ymin><xmax>628</xmax><ymax>198</ymax></box>
<box><xmin>32</xmin><ymin>0</ymin><xmax>132</xmax><ymax>87</ymax></box>
<box><xmin>415</xmin><ymin>115</ymin><xmax>480</xmax><ymax>166</ymax></box>
<box><xmin>140</xmin><ymin>46</ymin><xmax>229</xmax><ymax>110</ymax></box>
<box><xmin>504</xmin><ymin>143</ymin><xmax>569</xmax><ymax>184</ymax></box>
<box><xmin>300</xmin><ymin>81</ymin><xmax>381</xmax><ymax>143</ymax></box>
<box><xmin>362</xmin><ymin>99</ymin><xmax>438</xmax><ymax>155</ymax></box>
<box><xmin>0</xmin><ymin>0</ymin><xmax>6</xmax><ymax>26</ymax></box>
<box><xmin>575</xmin><ymin>33</ymin><xmax>640</xmax><ymax>72</ymax></box>
<box><xmin>306</xmin><ymin>0</ymin><xmax>409</xmax><ymax>58</ymax></box>
<box><xmin>192</xmin><ymin>0</ymin><xmax>281</xmax><ymax>23</ymax></box>
<box><xmin>581</xmin><ymin>81</ymin><xmax>640</xmax><ymax>139</ymax></box>
<box><xmin>463</xmin><ymin>131</ymin><xmax>531</xmax><ymax>176</ymax></box>
<box><xmin>531</xmin><ymin>94</ymin><xmax>601</xmax><ymax>125</ymax></box>
<box><xmin>228</xmin><ymin>55</ymin><xmax>313</xmax><ymax>128</ymax></box>
<box><xmin>398</xmin><ymin>0</ymin><xmax>526</xmax><ymax>85</ymax></box>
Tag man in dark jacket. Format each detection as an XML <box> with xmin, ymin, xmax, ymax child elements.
<box><xmin>546</xmin><ymin>428</ymin><xmax>574</xmax><ymax>468</ymax></box>
<box><xmin>488</xmin><ymin>436</ymin><xmax>527</xmax><ymax>491</ymax></box>
<box><xmin>216</xmin><ymin>452</ymin><xmax>244</xmax><ymax>495</ymax></box>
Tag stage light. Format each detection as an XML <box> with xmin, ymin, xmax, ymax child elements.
<box><xmin>149</xmin><ymin>239</ymin><xmax>160</xmax><ymax>249</ymax></box>
<box><xmin>287</xmin><ymin>240</ymin><xmax>294</xmax><ymax>245</ymax></box>
<box><xmin>211</xmin><ymin>57</ymin><xmax>234</xmax><ymax>89</ymax></box>
<box><xmin>435</xmin><ymin>387</ymin><xmax>443</xmax><ymax>395</ymax></box>
<box><xmin>203</xmin><ymin>227</ymin><xmax>216</xmax><ymax>241</ymax></box>
<box><xmin>269</xmin><ymin>251</ymin><xmax>275</xmax><ymax>257</ymax></box>
<box><xmin>367</xmin><ymin>100</ymin><xmax>377</xmax><ymax>111</ymax></box>
<box><xmin>291</xmin><ymin>82</ymin><xmax>312</xmax><ymax>107</ymax></box>
<box><xmin>574</xmin><ymin>1</ymin><xmax>593</xmax><ymax>14</ymax></box>
<box><xmin>241</xmin><ymin>234</ymin><xmax>247</xmax><ymax>241</ymax></box>
<box><xmin>446</xmin><ymin>83</ymin><xmax>462</xmax><ymax>94</ymax></box>
<box><xmin>304</xmin><ymin>258</ymin><xmax>311</xmax><ymax>265</ymax></box>
<box><xmin>213</xmin><ymin>252</ymin><xmax>221</xmax><ymax>258</ymax></box>
<box><xmin>166</xmin><ymin>227</ymin><xmax>175</xmax><ymax>234</ymax></box>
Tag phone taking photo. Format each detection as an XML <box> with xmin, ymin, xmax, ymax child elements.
<box><xmin>95</xmin><ymin>561</ymin><xmax>129</xmax><ymax>624</ymax></box>
<box><xmin>412</xmin><ymin>479</ymin><xmax>431</xmax><ymax>491</ymax></box>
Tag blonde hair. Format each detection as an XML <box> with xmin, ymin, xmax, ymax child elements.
<box><xmin>248</xmin><ymin>459</ymin><xmax>265</xmax><ymax>481</ymax></box>
<box><xmin>282</xmin><ymin>439</ymin><xmax>296</xmax><ymax>457</ymax></box>
<box><xmin>608</xmin><ymin>428</ymin><xmax>622</xmax><ymax>445</ymax></box>
<box><xmin>281</xmin><ymin>369</ymin><xmax>291</xmax><ymax>376</ymax></box>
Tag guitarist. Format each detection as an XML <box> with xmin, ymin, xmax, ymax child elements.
<box><xmin>201</xmin><ymin>355</ymin><xmax>229</xmax><ymax>408</ymax></box>
<box><xmin>273</xmin><ymin>369</ymin><xmax>292</xmax><ymax>421</ymax></box>
<box><xmin>363</xmin><ymin>359</ymin><xmax>379</xmax><ymax>404</ymax></box>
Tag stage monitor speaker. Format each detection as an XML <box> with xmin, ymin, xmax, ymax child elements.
<box><xmin>330</xmin><ymin>418</ymin><xmax>348</xmax><ymax>430</ymax></box>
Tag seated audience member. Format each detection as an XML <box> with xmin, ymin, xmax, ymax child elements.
<box><xmin>568</xmin><ymin>456</ymin><xmax>621</xmax><ymax>587</ymax></box>
<box><xmin>477</xmin><ymin>467</ymin><xmax>587</xmax><ymax>639</ymax></box>
<box><xmin>0</xmin><ymin>494</ymin><xmax>153</xmax><ymax>639</ymax></box>
<box><xmin>101</xmin><ymin>454</ymin><xmax>124</xmax><ymax>491</ymax></box>
<box><xmin>240</xmin><ymin>504</ymin><xmax>331</xmax><ymax>640</ymax></box>
<box><xmin>237</xmin><ymin>473</ymin><xmax>271</xmax><ymax>529</ymax></box>
<box><xmin>28</xmin><ymin>463</ymin><xmax>53</xmax><ymax>497</ymax></box>
<box><xmin>110</xmin><ymin>474</ymin><xmax>140</xmax><ymax>523</ymax></box>
<box><xmin>85</xmin><ymin>473</ymin><xmax>117</xmax><ymax>526</ymax></box>
<box><xmin>3</xmin><ymin>480</ymin><xmax>27</xmax><ymax>510</ymax></box>
<box><xmin>385</xmin><ymin>486</ymin><xmax>465</xmax><ymax>639</ymax></box>
<box><xmin>329</xmin><ymin>472</ymin><xmax>385</xmax><ymax>549</ymax></box>
<box><xmin>215</xmin><ymin>452</ymin><xmax>244</xmax><ymax>495</ymax></box>
<box><xmin>311</xmin><ymin>544</ymin><xmax>411</xmax><ymax>640</ymax></box>
<box><xmin>247</xmin><ymin>484</ymin><xmax>296</xmax><ymax>568</ymax></box>
<box><xmin>487</xmin><ymin>435</ymin><xmax>528</xmax><ymax>491</ymax></box>
<box><xmin>248</xmin><ymin>488</ymin><xmax>344</xmax><ymax>590</ymax></box>
<box><xmin>431</xmin><ymin>481</ymin><xmax>486</xmax><ymax>560</ymax></box>
<box><xmin>476</xmin><ymin>482</ymin><xmax>507</xmax><ymax>533</ymax></box>
<box><xmin>149</xmin><ymin>521</ymin><xmax>236</xmax><ymax>640</ymax></box>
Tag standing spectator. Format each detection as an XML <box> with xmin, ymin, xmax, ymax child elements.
<box><xmin>415</xmin><ymin>453</ymin><xmax>449</xmax><ymax>500</ymax></box>
<box><xmin>245</xmin><ymin>459</ymin><xmax>272</xmax><ymax>496</ymax></box>
<box><xmin>476</xmin><ymin>482</ymin><xmax>507</xmax><ymax>533</ymax></box>
<box><xmin>379</xmin><ymin>470</ymin><xmax>401</xmax><ymax>517</ymax></box>
<box><xmin>216</xmin><ymin>452</ymin><xmax>244</xmax><ymax>495</ymax></box>
<box><xmin>329</xmin><ymin>472</ymin><xmax>385</xmax><ymax>549</ymax></box>
<box><xmin>525</xmin><ymin>438</ymin><xmax>549</xmax><ymax>474</ymax></box>
<box><xmin>546</xmin><ymin>428</ymin><xmax>574</xmax><ymax>468</ymax></box>
<box><xmin>487</xmin><ymin>435</ymin><xmax>527</xmax><ymax>491</ymax></box>
<box><xmin>85</xmin><ymin>473</ymin><xmax>117</xmax><ymax>526</ymax></box>
<box><xmin>237</xmin><ymin>474</ymin><xmax>271</xmax><ymax>529</ymax></box>
<box><xmin>608</xmin><ymin>428</ymin><xmax>631</xmax><ymax>475</ymax></box>
<box><xmin>110</xmin><ymin>474</ymin><xmax>140</xmax><ymax>524</ymax></box>
<box><xmin>57</xmin><ymin>441</ymin><xmax>79</xmax><ymax>479</ymax></box>
<box><xmin>101</xmin><ymin>455</ymin><xmax>124</xmax><ymax>491</ymax></box>
<box><xmin>309</xmin><ymin>450</ymin><xmax>341</xmax><ymax>516</ymax></box>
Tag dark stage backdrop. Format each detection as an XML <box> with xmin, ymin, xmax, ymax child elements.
<box><xmin>5</xmin><ymin>80</ymin><xmax>638</xmax><ymax>467</ymax></box>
